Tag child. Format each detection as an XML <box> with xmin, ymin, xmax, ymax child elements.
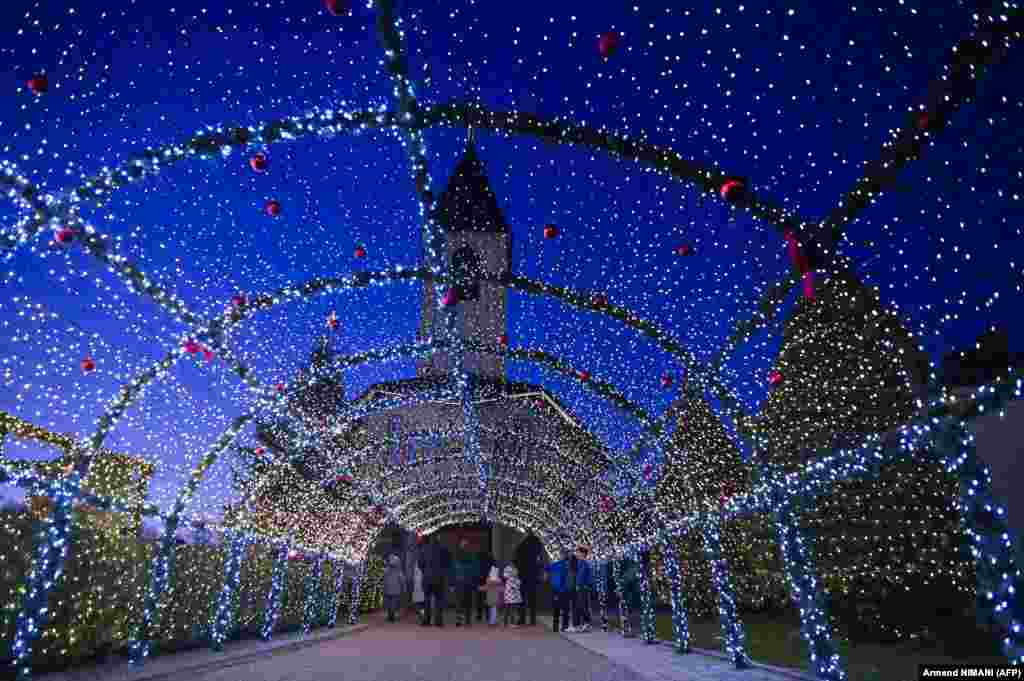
<box><xmin>412</xmin><ymin>563</ymin><xmax>425</xmax><ymax>624</ymax></box>
<box><xmin>502</xmin><ymin>564</ymin><xmax>523</xmax><ymax>627</ymax></box>
<box><xmin>382</xmin><ymin>554</ymin><xmax>405</xmax><ymax>622</ymax></box>
<box><xmin>481</xmin><ymin>565</ymin><xmax>503</xmax><ymax>625</ymax></box>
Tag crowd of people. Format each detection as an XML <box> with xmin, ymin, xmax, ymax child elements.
<box><xmin>380</xmin><ymin>530</ymin><xmax>599</xmax><ymax>633</ymax></box>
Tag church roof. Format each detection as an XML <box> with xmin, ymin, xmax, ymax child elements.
<box><xmin>433</xmin><ymin>141</ymin><xmax>509</xmax><ymax>234</ymax></box>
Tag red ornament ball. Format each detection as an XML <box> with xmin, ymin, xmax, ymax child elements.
<box><xmin>183</xmin><ymin>339</ymin><xmax>202</xmax><ymax>355</ymax></box>
<box><xmin>660</xmin><ymin>373</ymin><xmax>673</xmax><ymax>389</ymax></box>
<box><xmin>498</xmin><ymin>334</ymin><xmax>509</xmax><ymax>346</ymax></box>
<box><xmin>914</xmin><ymin>111</ymin><xmax>931</xmax><ymax>131</ymax></box>
<box><xmin>543</xmin><ymin>224</ymin><xmax>558</xmax><ymax>239</ymax></box>
<box><xmin>323</xmin><ymin>0</ymin><xmax>350</xmax><ymax>16</ymax></box>
<box><xmin>80</xmin><ymin>357</ymin><xmax>96</xmax><ymax>373</ymax></box>
<box><xmin>643</xmin><ymin>463</ymin><xmax>654</xmax><ymax>478</ymax></box>
<box><xmin>578</xmin><ymin>370</ymin><xmax>591</xmax><ymax>382</ymax></box>
<box><xmin>768</xmin><ymin>369</ymin><xmax>784</xmax><ymax>387</ymax></box>
<box><xmin>327</xmin><ymin>312</ymin><xmax>340</xmax><ymax>330</ymax></box>
<box><xmin>598</xmin><ymin>32</ymin><xmax>620</xmax><ymax>59</ymax></box>
<box><xmin>231</xmin><ymin>293</ymin><xmax>247</xmax><ymax>308</ymax></box>
<box><xmin>675</xmin><ymin>244</ymin><xmax>693</xmax><ymax>257</ymax></box>
<box><xmin>276</xmin><ymin>383</ymin><xmax>286</xmax><ymax>393</ymax></box>
<box><xmin>353</xmin><ymin>245</ymin><xmax>366</xmax><ymax>259</ymax></box>
<box><xmin>255</xmin><ymin>447</ymin><xmax>265</xmax><ymax>457</ymax></box>
<box><xmin>719</xmin><ymin>178</ymin><xmax>746</xmax><ymax>203</ymax></box>
<box><xmin>264</xmin><ymin>199</ymin><xmax>282</xmax><ymax>217</ymax></box>
<box><xmin>27</xmin><ymin>74</ymin><xmax>48</xmax><ymax>95</ymax></box>
<box><xmin>202</xmin><ymin>349</ymin><xmax>215</xmax><ymax>363</ymax></box>
<box><xmin>441</xmin><ymin>288</ymin><xmax>458</xmax><ymax>307</ymax></box>
<box><xmin>249</xmin><ymin>152</ymin><xmax>268</xmax><ymax>172</ymax></box>
<box><xmin>55</xmin><ymin>228</ymin><xmax>75</xmax><ymax>245</ymax></box>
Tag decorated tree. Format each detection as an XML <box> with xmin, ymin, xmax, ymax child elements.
<box><xmin>750</xmin><ymin>271</ymin><xmax>973</xmax><ymax>640</ymax></box>
<box><xmin>649</xmin><ymin>393</ymin><xmax>787</xmax><ymax>617</ymax></box>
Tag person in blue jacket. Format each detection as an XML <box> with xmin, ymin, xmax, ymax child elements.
<box><xmin>546</xmin><ymin>547</ymin><xmax>573</xmax><ymax>633</ymax></box>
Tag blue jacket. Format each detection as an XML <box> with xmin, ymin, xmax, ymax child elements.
<box><xmin>546</xmin><ymin>558</ymin><xmax>593</xmax><ymax>593</ymax></box>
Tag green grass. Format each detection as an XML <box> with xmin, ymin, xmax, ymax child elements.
<box><xmin>606</xmin><ymin>612</ymin><xmax>1007</xmax><ymax>681</ymax></box>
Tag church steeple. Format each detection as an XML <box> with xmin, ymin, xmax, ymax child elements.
<box><xmin>418</xmin><ymin>134</ymin><xmax>512</xmax><ymax>380</ymax></box>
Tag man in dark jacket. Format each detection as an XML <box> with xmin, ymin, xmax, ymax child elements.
<box><xmin>514</xmin><ymin>530</ymin><xmax>544</xmax><ymax>625</ymax></box>
<box><xmin>475</xmin><ymin>548</ymin><xmax>493</xmax><ymax>622</ymax></box>
<box><xmin>418</xmin><ymin>536</ymin><xmax>451</xmax><ymax>627</ymax></box>
<box><xmin>452</xmin><ymin>539</ymin><xmax>480</xmax><ymax>626</ymax></box>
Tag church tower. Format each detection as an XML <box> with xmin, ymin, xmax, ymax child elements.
<box><xmin>418</xmin><ymin>133</ymin><xmax>511</xmax><ymax>380</ymax></box>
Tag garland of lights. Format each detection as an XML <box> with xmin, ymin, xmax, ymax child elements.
<box><xmin>660</xmin><ymin>541</ymin><xmax>691</xmax><ymax>654</ymax></box>
<box><xmin>327</xmin><ymin>560</ymin><xmax>345</xmax><ymax>628</ymax></box>
<box><xmin>636</xmin><ymin>551</ymin><xmax>657</xmax><ymax>644</ymax></box>
<box><xmin>210</xmin><ymin>529</ymin><xmax>249</xmax><ymax>651</ymax></box>
<box><xmin>9</xmin><ymin>474</ymin><xmax>78</xmax><ymax>681</ymax></box>
<box><xmin>612</xmin><ymin>559</ymin><xmax>631</xmax><ymax>638</ymax></box>
<box><xmin>129</xmin><ymin>512</ymin><xmax>179</xmax><ymax>665</ymax></box>
<box><xmin>701</xmin><ymin>519</ymin><xmax>751</xmax><ymax>669</ymax></box>
<box><xmin>774</xmin><ymin>504</ymin><xmax>845</xmax><ymax>681</ymax></box>
<box><xmin>595</xmin><ymin>562</ymin><xmax>609</xmax><ymax>632</ymax></box>
<box><xmin>303</xmin><ymin>556</ymin><xmax>325</xmax><ymax>636</ymax></box>
<box><xmin>348</xmin><ymin>561</ymin><xmax>366</xmax><ymax>626</ymax></box>
<box><xmin>261</xmin><ymin>540</ymin><xmax>290</xmax><ymax>641</ymax></box>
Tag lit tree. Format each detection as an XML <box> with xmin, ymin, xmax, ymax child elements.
<box><xmin>750</xmin><ymin>271</ymin><xmax>972</xmax><ymax>638</ymax></box>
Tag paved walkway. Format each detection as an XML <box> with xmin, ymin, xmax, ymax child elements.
<box><xmin>40</xmin><ymin>613</ymin><xmax>813</xmax><ymax>681</ymax></box>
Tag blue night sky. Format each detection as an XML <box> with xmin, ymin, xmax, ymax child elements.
<box><xmin>0</xmin><ymin>0</ymin><xmax>1020</xmax><ymax>515</ymax></box>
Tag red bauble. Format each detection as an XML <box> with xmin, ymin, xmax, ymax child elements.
<box><xmin>353</xmin><ymin>245</ymin><xmax>366</xmax><ymax>259</ymax></box>
<box><xmin>183</xmin><ymin>339</ymin><xmax>201</xmax><ymax>354</ymax></box>
<box><xmin>719</xmin><ymin>178</ymin><xmax>745</xmax><ymax>202</ymax></box>
<box><xmin>276</xmin><ymin>383</ymin><xmax>285</xmax><ymax>393</ymax></box>
<box><xmin>255</xmin><ymin>447</ymin><xmax>265</xmax><ymax>456</ymax></box>
<box><xmin>231</xmin><ymin>293</ymin><xmax>247</xmax><ymax>307</ymax></box>
<box><xmin>578</xmin><ymin>370</ymin><xmax>591</xmax><ymax>382</ymax></box>
<box><xmin>598</xmin><ymin>32</ymin><xmax>620</xmax><ymax>59</ymax></box>
<box><xmin>249</xmin><ymin>152</ymin><xmax>268</xmax><ymax>172</ymax></box>
<box><xmin>498</xmin><ymin>334</ymin><xmax>509</xmax><ymax>346</ymax></box>
<box><xmin>802</xmin><ymin>271</ymin><xmax>816</xmax><ymax>301</ymax></box>
<box><xmin>202</xmin><ymin>349</ymin><xmax>215</xmax><ymax>362</ymax></box>
<box><xmin>80</xmin><ymin>357</ymin><xmax>96</xmax><ymax>373</ymax></box>
<box><xmin>643</xmin><ymin>463</ymin><xmax>653</xmax><ymax>478</ymax></box>
<box><xmin>27</xmin><ymin>74</ymin><xmax>48</xmax><ymax>95</ymax></box>
<box><xmin>660</xmin><ymin>373</ymin><xmax>673</xmax><ymax>389</ymax></box>
<box><xmin>55</xmin><ymin>228</ymin><xmax>74</xmax><ymax>245</ymax></box>
<box><xmin>543</xmin><ymin>224</ymin><xmax>558</xmax><ymax>239</ymax></box>
<box><xmin>768</xmin><ymin>369</ymin><xmax>784</xmax><ymax>387</ymax></box>
<box><xmin>675</xmin><ymin>244</ymin><xmax>693</xmax><ymax>257</ymax></box>
<box><xmin>327</xmin><ymin>312</ymin><xmax>340</xmax><ymax>330</ymax></box>
<box><xmin>324</xmin><ymin>0</ymin><xmax>350</xmax><ymax>15</ymax></box>
<box><xmin>914</xmin><ymin>111</ymin><xmax>931</xmax><ymax>131</ymax></box>
<box><xmin>264</xmin><ymin>199</ymin><xmax>282</xmax><ymax>217</ymax></box>
<box><xmin>441</xmin><ymin>288</ymin><xmax>458</xmax><ymax>306</ymax></box>
<box><xmin>534</xmin><ymin>398</ymin><xmax>545</xmax><ymax>410</ymax></box>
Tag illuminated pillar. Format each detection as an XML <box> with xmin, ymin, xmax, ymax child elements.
<box><xmin>210</xmin><ymin>530</ymin><xmax>249</xmax><ymax>650</ymax></box>
<box><xmin>660</xmin><ymin>538</ymin><xmax>691</xmax><ymax>654</ymax></box>
<box><xmin>261</xmin><ymin>541</ymin><xmax>289</xmax><ymax>641</ymax></box>
<box><xmin>701</xmin><ymin>519</ymin><xmax>750</xmax><ymax>669</ymax></box>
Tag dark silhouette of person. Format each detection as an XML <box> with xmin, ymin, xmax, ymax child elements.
<box><xmin>514</xmin><ymin>529</ymin><xmax>544</xmax><ymax>625</ymax></box>
<box><xmin>417</xmin><ymin>535</ymin><xmax>451</xmax><ymax>627</ymax></box>
<box><xmin>476</xmin><ymin>547</ymin><xmax>494</xmax><ymax>622</ymax></box>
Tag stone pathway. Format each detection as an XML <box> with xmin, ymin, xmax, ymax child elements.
<box><xmin>39</xmin><ymin>612</ymin><xmax>815</xmax><ymax>681</ymax></box>
<box><xmin>550</xmin><ymin>619</ymin><xmax>814</xmax><ymax>681</ymax></box>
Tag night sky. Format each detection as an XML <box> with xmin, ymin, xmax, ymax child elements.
<box><xmin>0</xmin><ymin>0</ymin><xmax>1020</xmax><ymax>516</ymax></box>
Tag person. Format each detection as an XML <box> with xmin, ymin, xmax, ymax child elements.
<box><xmin>570</xmin><ymin>546</ymin><xmax>593</xmax><ymax>632</ymax></box>
<box><xmin>412</xmin><ymin>563</ymin><xmax>426</xmax><ymax>624</ymax></box>
<box><xmin>502</xmin><ymin>563</ymin><xmax>523</xmax><ymax>627</ymax></box>
<box><xmin>514</xmin><ymin>530</ymin><xmax>544</xmax><ymax>626</ymax></box>
<box><xmin>481</xmin><ymin>565</ymin><xmax>503</xmax><ymax>625</ymax></box>
<box><xmin>475</xmin><ymin>547</ymin><xmax>494</xmax><ymax>622</ymax></box>
<box><xmin>545</xmin><ymin>547</ymin><xmax>573</xmax><ymax>633</ymax></box>
<box><xmin>578</xmin><ymin>547</ymin><xmax>594</xmax><ymax>630</ymax></box>
<box><xmin>382</xmin><ymin>554</ymin><xmax>405</xmax><ymax>622</ymax></box>
<box><xmin>418</xmin><ymin>535</ymin><xmax>451</xmax><ymax>627</ymax></box>
<box><xmin>452</xmin><ymin>538</ymin><xmax>480</xmax><ymax>627</ymax></box>
<box><xmin>618</xmin><ymin>557</ymin><xmax>642</xmax><ymax>638</ymax></box>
